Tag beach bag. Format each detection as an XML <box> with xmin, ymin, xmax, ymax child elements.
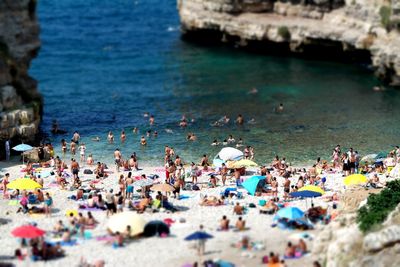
<box><xmin>192</xmin><ymin>184</ymin><xmax>200</xmax><ymax>191</ymax></box>
<box><xmin>84</xmin><ymin>169</ymin><xmax>93</xmax><ymax>174</ymax></box>
<box><xmin>249</xmin><ymin>203</ymin><xmax>256</xmax><ymax>208</ymax></box>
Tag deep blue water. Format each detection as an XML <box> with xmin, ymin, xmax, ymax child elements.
<box><xmin>30</xmin><ymin>0</ymin><xmax>400</xmax><ymax>165</ymax></box>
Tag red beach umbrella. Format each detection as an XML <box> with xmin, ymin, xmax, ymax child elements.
<box><xmin>11</xmin><ymin>225</ymin><xmax>46</xmax><ymax>238</ymax></box>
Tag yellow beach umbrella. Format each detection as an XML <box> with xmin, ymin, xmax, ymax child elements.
<box><xmin>344</xmin><ymin>174</ymin><xmax>368</xmax><ymax>186</ymax></box>
<box><xmin>7</xmin><ymin>178</ymin><xmax>42</xmax><ymax>190</ymax></box>
<box><xmin>150</xmin><ymin>183</ymin><xmax>175</xmax><ymax>192</ymax></box>
<box><xmin>107</xmin><ymin>212</ymin><xmax>146</xmax><ymax>237</ymax></box>
<box><xmin>65</xmin><ymin>209</ymin><xmax>78</xmax><ymax>217</ymax></box>
<box><xmin>298</xmin><ymin>185</ymin><xmax>325</xmax><ymax>195</ymax></box>
<box><xmin>228</xmin><ymin>159</ymin><xmax>258</xmax><ymax>169</ymax></box>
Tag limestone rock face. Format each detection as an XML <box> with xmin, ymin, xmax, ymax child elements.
<box><xmin>178</xmin><ymin>0</ymin><xmax>400</xmax><ymax>85</ymax></box>
<box><xmin>313</xmin><ymin>203</ymin><xmax>400</xmax><ymax>267</ymax></box>
<box><xmin>0</xmin><ymin>0</ymin><xmax>42</xmax><ymax>156</ymax></box>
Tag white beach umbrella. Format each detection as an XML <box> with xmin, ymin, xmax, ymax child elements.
<box><xmin>217</xmin><ymin>147</ymin><xmax>243</xmax><ymax>161</ymax></box>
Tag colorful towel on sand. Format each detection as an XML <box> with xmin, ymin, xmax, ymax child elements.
<box><xmin>48</xmin><ymin>239</ymin><xmax>78</xmax><ymax>246</ymax></box>
<box><xmin>8</xmin><ymin>200</ymin><xmax>19</xmax><ymax>206</ymax></box>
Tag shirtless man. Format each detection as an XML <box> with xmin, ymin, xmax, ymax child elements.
<box><xmin>114</xmin><ymin>149</ymin><xmax>122</xmax><ymax>172</ymax></box>
<box><xmin>71</xmin><ymin>158</ymin><xmax>80</xmax><ymax>181</ymax></box>
<box><xmin>236</xmin><ymin>114</ymin><xmax>244</xmax><ymax>125</ymax></box>
<box><xmin>125</xmin><ymin>173</ymin><xmax>134</xmax><ymax>199</ymax></box>
<box><xmin>283</xmin><ymin>177</ymin><xmax>291</xmax><ymax>201</ymax></box>
<box><xmin>235</xmin><ymin>217</ymin><xmax>246</xmax><ymax>231</ymax></box>
<box><xmin>72</xmin><ymin>131</ymin><xmax>80</xmax><ymax>144</ymax></box>
<box><xmin>220</xmin><ymin>215</ymin><xmax>230</xmax><ymax>231</ymax></box>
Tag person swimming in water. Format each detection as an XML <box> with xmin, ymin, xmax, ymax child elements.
<box><xmin>247</xmin><ymin>88</ymin><xmax>258</xmax><ymax>95</ymax></box>
<box><xmin>211</xmin><ymin>139</ymin><xmax>220</xmax><ymax>146</ymax></box>
<box><xmin>227</xmin><ymin>135</ymin><xmax>235</xmax><ymax>143</ymax></box>
<box><xmin>275</xmin><ymin>103</ymin><xmax>284</xmax><ymax>113</ymax></box>
<box><xmin>236</xmin><ymin>114</ymin><xmax>244</xmax><ymax>125</ymax></box>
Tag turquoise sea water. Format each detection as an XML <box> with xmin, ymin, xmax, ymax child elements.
<box><xmin>30</xmin><ymin>0</ymin><xmax>400</xmax><ymax>166</ymax></box>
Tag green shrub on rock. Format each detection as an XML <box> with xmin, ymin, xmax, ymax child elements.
<box><xmin>379</xmin><ymin>6</ymin><xmax>392</xmax><ymax>30</ymax></box>
<box><xmin>357</xmin><ymin>180</ymin><xmax>400</xmax><ymax>233</ymax></box>
<box><xmin>278</xmin><ymin>26</ymin><xmax>291</xmax><ymax>40</ymax></box>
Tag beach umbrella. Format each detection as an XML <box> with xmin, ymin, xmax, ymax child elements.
<box><xmin>229</xmin><ymin>159</ymin><xmax>258</xmax><ymax>169</ymax></box>
<box><xmin>390</xmin><ymin>164</ymin><xmax>400</xmax><ymax>179</ymax></box>
<box><xmin>133</xmin><ymin>178</ymin><xmax>154</xmax><ymax>188</ymax></box>
<box><xmin>184</xmin><ymin>231</ymin><xmax>213</xmax><ymax>241</ymax></box>
<box><xmin>212</xmin><ymin>158</ymin><xmax>225</xmax><ymax>168</ymax></box>
<box><xmin>12</xmin><ymin>225</ymin><xmax>45</xmax><ymax>238</ymax></box>
<box><xmin>275</xmin><ymin>207</ymin><xmax>304</xmax><ymax>220</ymax></box>
<box><xmin>7</xmin><ymin>178</ymin><xmax>42</xmax><ymax>190</ymax></box>
<box><xmin>150</xmin><ymin>183</ymin><xmax>175</xmax><ymax>192</ymax></box>
<box><xmin>241</xmin><ymin>175</ymin><xmax>265</xmax><ymax>196</ymax></box>
<box><xmin>107</xmin><ymin>212</ymin><xmax>146</xmax><ymax>237</ymax></box>
<box><xmin>217</xmin><ymin>147</ymin><xmax>243</xmax><ymax>161</ymax></box>
<box><xmin>361</xmin><ymin>154</ymin><xmax>377</xmax><ymax>163</ymax></box>
<box><xmin>298</xmin><ymin>185</ymin><xmax>325</xmax><ymax>195</ymax></box>
<box><xmin>12</xmin><ymin>144</ymin><xmax>33</xmax><ymax>164</ymax></box>
<box><xmin>344</xmin><ymin>174</ymin><xmax>368</xmax><ymax>186</ymax></box>
<box><xmin>65</xmin><ymin>209</ymin><xmax>78</xmax><ymax>217</ymax></box>
<box><xmin>143</xmin><ymin>220</ymin><xmax>170</xmax><ymax>237</ymax></box>
<box><xmin>215</xmin><ymin>260</ymin><xmax>235</xmax><ymax>267</ymax></box>
<box><xmin>290</xmin><ymin>191</ymin><xmax>322</xmax><ymax>198</ymax></box>
<box><xmin>12</xmin><ymin>144</ymin><xmax>33</xmax><ymax>152</ymax></box>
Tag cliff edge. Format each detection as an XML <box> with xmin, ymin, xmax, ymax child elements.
<box><xmin>178</xmin><ymin>0</ymin><xmax>400</xmax><ymax>85</ymax></box>
<box><xmin>0</xmin><ymin>0</ymin><xmax>42</xmax><ymax>157</ymax></box>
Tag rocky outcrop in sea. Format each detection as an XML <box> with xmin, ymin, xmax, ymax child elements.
<box><xmin>178</xmin><ymin>0</ymin><xmax>400</xmax><ymax>85</ymax></box>
<box><xmin>0</xmin><ymin>0</ymin><xmax>42</xmax><ymax>157</ymax></box>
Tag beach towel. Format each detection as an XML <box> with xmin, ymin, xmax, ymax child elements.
<box><xmin>8</xmin><ymin>200</ymin><xmax>19</xmax><ymax>206</ymax></box>
<box><xmin>178</xmin><ymin>195</ymin><xmax>191</xmax><ymax>200</ymax></box>
<box><xmin>96</xmin><ymin>235</ymin><xmax>114</xmax><ymax>242</ymax></box>
<box><xmin>48</xmin><ymin>239</ymin><xmax>78</xmax><ymax>247</ymax></box>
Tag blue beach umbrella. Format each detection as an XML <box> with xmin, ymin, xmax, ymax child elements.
<box><xmin>184</xmin><ymin>231</ymin><xmax>213</xmax><ymax>241</ymax></box>
<box><xmin>241</xmin><ymin>175</ymin><xmax>265</xmax><ymax>195</ymax></box>
<box><xmin>290</xmin><ymin>191</ymin><xmax>322</xmax><ymax>198</ymax></box>
<box><xmin>275</xmin><ymin>207</ymin><xmax>304</xmax><ymax>220</ymax></box>
<box><xmin>12</xmin><ymin>144</ymin><xmax>33</xmax><ymax>164</ymax></box>
<box><xmin>12</xmin><ymin>144</ymin><xmax>33</xmax><ymax>152</ymax></box>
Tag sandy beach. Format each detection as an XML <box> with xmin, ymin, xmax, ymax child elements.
<box><xmin>1</xmin><ymin>153</ymin><xmax>390</xmax><ymax>267</ymax></box>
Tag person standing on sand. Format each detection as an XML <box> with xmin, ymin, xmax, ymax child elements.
<box><xmin>79</xmin><ymin>143</ymin><xmax>86</xmax><ymax>164</ymax></box>
<box><xmin>105</xmin><ymin>189</ymin><xmax>116</xmax><ymax>217</ymax></box>
<box><xmin>125</xmin><ymin>172</ymin><xmax>134</xmax><ymax>200</ymax></box>
<box><xmin>71</xmin><ymin>158</ymin><xmax>80</xmax><ymax>181</ymax></box>
<box><xmin>220</xmin><ymin>163</ymin><xmax>228</xmax><ymax>186</ymax></box>
<box><xmin>2</xmin><ymin>173</ymin><xmax>9</xmax><ymax>196</ymax></box>
<box><xmin>44</xmin><ymin>192</ymin><xmax>53</xmax><ymax>217</ymax></box>
<box><xmin>5</xmin><ymin>139</ymin><xmax>10</xmax><ymax>161</ymax></box>
<box><xmin>198</xmin><ymin>225</ymin><xmax>206</xmax><ymax>256</ymax></box>
<box><xmin>114</xmin><ymin>148</ymin><xmax>122</xmax><ymax>172</ymax></box>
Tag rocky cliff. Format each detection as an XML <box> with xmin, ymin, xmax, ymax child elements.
<box><xmin>178</xmin><ymin>0</ymin><xmax>400</xmax><ymax>85</ymax></box>
<box><xmin>313</xmin><ymin>187</ymin><xmax>400</xmax><ymax>267</ymax></box>
<box><xmin>0</xmin><ymin>0</ymin><xmax>42</xmax><ymax>157</ymax></box>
